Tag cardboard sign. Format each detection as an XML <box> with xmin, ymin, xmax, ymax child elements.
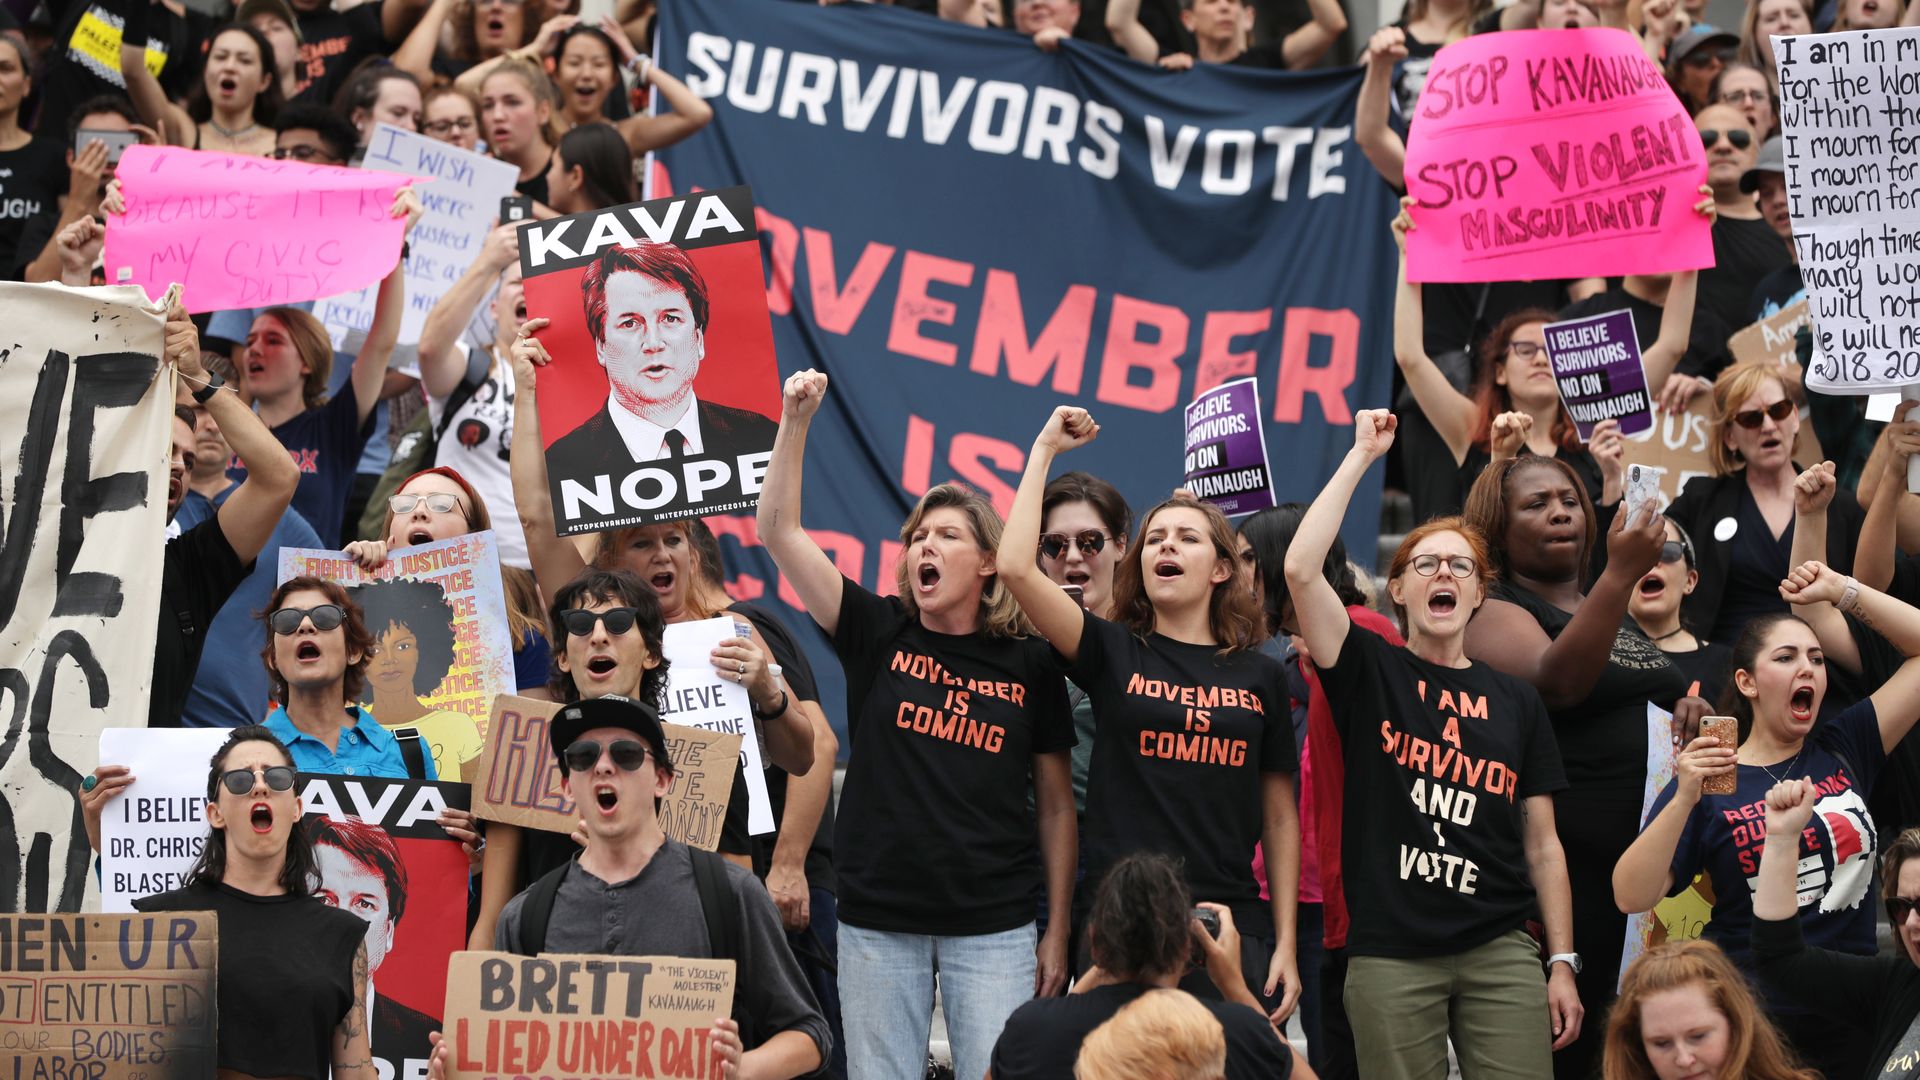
<box><xmin>1403</xmin><ymin>28</ymin><xmax>1713</xmax><ymax>283</ymax></box>
<box><xmin>1182</xmin><ymin>377</ymin><xmax>1276</xmax><ymax>516</ymax></box>
<box><xmin>1543</xmin><ymin>308</ymin><xmax>1652</xmax><ymax>439</ymax></box>
<box><xmin>314</xmin><ymin>124</ymin><xmax>521</xmax><ymax>348</ymax></box>
<box><xmin>0</xmin><ymin>912</ymin><xmax>217</xmax><ymax>1078</ymax></box>
<box><xmin>1728</xmin><ymin>300</ymin><xmax>1811</xmax><ymax>368</ymax></box>
<box><xmin>0</xmin><ymin>283</ymin><xmax>172</xmax><ymax>914</ymax></box>
<box><xmin>1621</xmin><ymin>397</ymin><xmax>1826</xmax><ymax>508</ymax></box>
<box><xmin>1772</xmin><ymin>29</ymin><xmax>1920</xmax><ymax>392</ymax></box>
<box><xmin>443</xmin><ymin>951</ymin><xmax>735</xmax><ymax>1080</ymax></box>
<box><xmin>521</xmin><ymin>186</ymin><xmax>780</xmax><ymax>534</ymax></box>
<box><xmin>280</xmin><ymin>532</ymin><xmax>517</xmax><ymax>777</ymax></box>
<box><xmin>105</xmin><ymin>145</ymin><xmax>417</xmax><ymax>313</ymax></box>
<box><xmin>662</xmin><ymin>619</ymin><xmax>773</xmax><ymax>834</ymax></box>
<box><xmin>470</xmin><ymin>694</ymin><xmax>741</xmax><ymax>851</ymax></box>
<box><xmin>97</xmin><ymin>728</ymin><xmax>231</xmax><ymax>911</ymax></box>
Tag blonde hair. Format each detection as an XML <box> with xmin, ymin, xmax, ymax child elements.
<box><xmin>480</xmin><ymin>55</ymin><xmax>561</xmax><ymax>148</ymax></box>
<box><xmin>594</xmin><ymin>521</ymin><xmax>725</xmax><ymax>621</ymax></box>
<box><xmin>258</xmin><ymin>307</ymin><xmax>334</xmax><ymax>411</ymax></box>
<box><xmin>1707</xmin><ymin>360</ymin><xmax>1792</xmax><ymax>476</ymax></box>
<box><xmin>894</xmin><ymin>482</ymin><xmax>1032</xmax><ymax>639</ymax></box>
<box><xmin>1075</xmin><ymin>990</ymin><xmax>1226</xmax><ymax>1080</ymax></box>
<box><xmin>1737</xmin><ymin>0</ymin><xmax>1813</xmax><ymax>74</ymax></box>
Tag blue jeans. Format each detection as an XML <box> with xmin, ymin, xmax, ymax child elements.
<box><xmin>839</xmin><ymin>921</ymin><xmax>1037</xmax><ymax>1080</ymax></box>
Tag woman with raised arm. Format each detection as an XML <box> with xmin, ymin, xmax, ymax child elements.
<box><xmin>1282</xmin><ymin>408</ymin><xmax>1579</xmax><ymax>1077</ymax></box>
<box><xmin>998</xmin><ymin>406</ymin><xmax>1300</xmax><ymax>1021</ymax></box>
<box><xmin>1614</xmin><ymin>560</ymin><xmax>1920</xmax><ymax>1079</ymax></box>
<box><xmin>757</xmin><ymin>369</ymin><xmax>1076</xmax><ymax>1080</ymax></box>
<box><xmin>122</xmin><ymin>21</ymin><xmax>280</xmax><ymax>155</ymax></box>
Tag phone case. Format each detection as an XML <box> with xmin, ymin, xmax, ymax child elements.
<box><xmin>1699</xmin><ymin>717</ymin><xmax>1738</xmax><ymax>795</ymax></box>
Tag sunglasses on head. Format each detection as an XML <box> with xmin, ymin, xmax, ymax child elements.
<box><xmin>562</xmin><ymin>738</ymin><xmax>651</xmax><ymax>774</ymax></box>
<box><xmin>559</xmin><ymin>607</ymin><xmax>640</xmax><ymax>637</ymax></box>
<box><xmin>389</xmin><ymin>492</ymin><xmax>463</xmax><ymax>515</ymax></box>
<box><xmin>1733</xmin><ymin>399</ymin><xmax>1795</xmax><ymax>429</ymax></box>
<box><xmin>268</xmin><ymin>604</ymin><xmax>344</xmax><ymax>635</ymax></box>
<box><xmin>1039</xmin><ymin>531</ymin><xmax>1109</xmax><ymax>559</ymax></box>
<box><xmin>219</xmin><ymin>765</ymin><xmax>296</xmax><ymax>796</ymax></box>
<box><xmin>1699</xmin><ymin>128</ymin><xmax>1753</xmax><ymax>150</ymax></box>
<box><xmin>1889</xmin><ymin>895</ymin><xmax>1920</xmax><ymax>926</ymax></box>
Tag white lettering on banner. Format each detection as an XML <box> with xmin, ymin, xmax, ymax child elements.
<box><xmin>681</xmin><ymin>32</ymin><xmax>1353</xmax><ymax>201</ymax></box>
<box><xmin>521</xmin><ymin>193</ymin><xmax>748</xmax><ymax>269</ymax></box>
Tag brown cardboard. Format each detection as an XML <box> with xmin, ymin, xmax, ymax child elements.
<box><xmin>1728</xmin><ymin>300</ymin><xmax>1810</xmax><ymax>369</ymax></box>
<box><xmin>442</xmin><ymin>950</ymin><xmax>735</xmax><ymax>1080</ymax></box>
<box><xmin>1621</xmin><ymin>397</ymin><xmax>1826</xmax><ymax>508</ymax></box>
<box><xmin>471</xmin><ymin>694</ymin><xmax>739</xmax><ymax>851</ymax></box>
<box><xmin>0</xmin><ymin>912</ymin><xmax>216</xmax><ymax>1079</ymax></box>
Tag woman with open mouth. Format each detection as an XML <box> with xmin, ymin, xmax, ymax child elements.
<box><xmin>121</xmin><ymin>21</ymin><xmax>281</xmax><ymax>157</ymax></box>
<box><xmin>1461</xmin><ymin>456</ymin><xmax>1698</xmax><ymax>1079</ymax></box>
<box><xmin>759</xmin><ymin>369</ymin><xmax>1076</xmax><ymax>1080</ymax></box>
<box><xmin>999</xmin><ymin>406</ymin><xmax>1303</xmax><ymax>1024</ymax></box>
<box><xmin>546</xmin><ymin>21</ymin><xmax>712</xmax><ymax>156</ymax></box>
<box><xmin>1286</xmin><ymin>409</ymin><xmax>1582</xmax><ymax>1079</ymax></box>
<box><xmin>1617</xmin><ymin>560</ymin><xmax>1920</xmax><ymax>1079</ymax></box>
<box><xmin>1629</xmin><ymin>517</ymin><xmax>1734</xmax><ymax>701</ymax></box>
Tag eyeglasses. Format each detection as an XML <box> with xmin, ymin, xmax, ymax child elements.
<box><xmin>1888</xmin><ymin>895</ymin><xmax>1920</xmax><ymax>926</ymax></box>
<box><xmin>562</xmin><ymin>738</ymin><xmax>650</xmax><ymax>774</ymax></box>
<box><xmin>1039</xmin><ymin>531</ymin><xmax>1109</xmax><ymax>559</ymax></box>
<box><xmin>272</xmin><ymin>144</ymin><xmax>336</xmax><ymax>162</ymax></box>
<box><xmin>424</xmin><ymin>117</ymin><xmax>477</xmax><ymax>136</ymax></box>
<box><xmin>559</xmin><ymin>607</ymin><xmax>640</xmax><ymax>637</ymax></box>
<box><xmin>1720</xmin><ymin>88</ymin><xmax>1770</xmax><ymax>104</ymax></box>
<box><xmin>219</xmin><ymin>765</ymin><xmax>296</xmax><ymax>795</ymax></box>
<box><xmin>1410</xmin><ymin>554</ymin><xmax>1478</xmax><ymax>579</ymax></box>
<box><xmin>1732</xmin><ymin>399</ymin><xmax>1795</xmax><ymax>429</ymax></box>
<box><xmin>1699</xmin><ymin>128</ymin><xmax>1753</xmax><ymax>150</ymax></box>
<box><xmin>1658</xmin><ymin>540</ymin><xmax>1690</xmax><ymax>565</ymax></box>
<box><xmin>1505</xmin><ymin>341</ymin><xmax>1544</xmax><ymax>360</ymax></box>
<box><xmin>1683</xmin><ymin>46</ymin><xmax>1736</xmax><ymax>68</ymax></box>
<box><xmin>268</xmin><ymin>604</ymin><xmax>345</xmax><ymax>634</ymax></box>
<box><xmin>390</xmin><ymin>492</ymin><xmax>464</xmax><ymax>515</ymax></box>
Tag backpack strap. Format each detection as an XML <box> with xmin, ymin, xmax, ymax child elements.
<box><xmin>431</xmin><ymin>344</ymin><xmax>493</xmax><ymax>445</ymax></box>
<box><xmin>517</xmin><ymin>861</ymin><xmax>572</xmax><ymax>955</ymax></box>
<box><xmin>689</xmin><ymin>847</ymin><xmax>740</xmax><ymax>961</ymax></box>
<box><xmin>394</xmin><ymin>727</ymin><xmax>427</xmax><ymax>780</ymax></box>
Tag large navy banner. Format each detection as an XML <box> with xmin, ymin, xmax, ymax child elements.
<box><xmin>653</xmin><ymin>0</ymin><xmax>1397</xmax><ymax>737</ymax></box>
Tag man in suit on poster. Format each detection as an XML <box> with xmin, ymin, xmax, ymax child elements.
<box><xmin>544</xmin><ymin>242</ymin><xmax>777</xmax><ymax>510</ymax></box>
<box><xmin>311</xmin><ymin>815</ymin><xmax>440</xmax><ymax>1068</ymax></box>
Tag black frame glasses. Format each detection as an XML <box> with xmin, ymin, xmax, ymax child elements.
<box><xmin>562</xmin><ymin>739</ymin><xmax>651</xmax><ymax>774</ymax></box>
<box><xmin>1733</xmin><ymin>399</ymin><xmax>1795</xmax><ymax>429</ymax></box>
<box><xmin>219</xmin><ymin>765</ymin><xmax>296</xmax><ymax>795</ymax></box>
<box><xmin>268</xmin><ymin>604</ymin><xmax>344</xmax><ymax>635</ymax></box>
<box><xmin>1039</xmin><ymin>531</ymin><xmax>1109</xmax><ymax>559</ymax></box>
<box><xmin>559</xmin><ymin>607</ymin><xmax>640</xmax><ymax>637</ymax></box>
<box><xmin>1410</xmin><ymin>554</ymin><xmax>1478</xmax><ymax>579</ymax></box>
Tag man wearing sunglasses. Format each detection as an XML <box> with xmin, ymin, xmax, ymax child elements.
<box><xmin>1694</xmin><ymin>104</ymin><xmax>1791</xmax><ymax>338</ymax></box>
<box><xmin>438</xmin><ymin>694</ymin><xmax>830</xmax><ymax>1080</ymax></box>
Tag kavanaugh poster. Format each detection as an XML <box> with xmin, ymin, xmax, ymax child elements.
<box><xmin>652</xmin><ymin>0</ymin><xmax>1397</xmax><ymax>733</ymax></box>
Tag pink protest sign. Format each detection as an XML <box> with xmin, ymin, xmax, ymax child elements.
<box><xmin>1402</xmin><ymin>28</ymin><xmax>1713</xmax><ymax>283</ymax></box>
<box><xmin>103</xmin><ymin>145</ymin><xmax>415</xmax><ymax>313</ymax></box>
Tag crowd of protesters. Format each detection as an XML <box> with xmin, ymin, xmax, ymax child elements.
<box><xmin>23</xmin><ymin>0</ymin><xmax>1920</xmax><ymax>1076</ymax></box>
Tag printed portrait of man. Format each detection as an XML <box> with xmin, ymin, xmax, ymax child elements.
<box><xmin>311</xmin><ymin>815</ymin><xmax>438</xmax><ymax>1063</ymax></box>
<box><xmin>542</xmin><ymin>241</ymin><xmax>777</xmax><ymax>505</ymax></box>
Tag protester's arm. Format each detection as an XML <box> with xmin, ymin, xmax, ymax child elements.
<box><xmin>1523</xmin><ymin>795</ymin><xmax>1583</xmax><ymax>1049</ymax></box>
<box><xmin>999</xmin><ymin>406</ymin><xmax>1097</xmax><ymax>662</ymax></box>
<box><xmin>119</xmin><ymin>5</ymin><xmax>192</xmax><ymax>146</ymax></box>
<box><xmin>505</xmin><ymin>319</ymin><xmax>593</xmax><ymax>602</ymax></box>
<box><xmin>731</xmin><ymin>624</ymin><xmax>813</xmax><ymax>775</ymax></box>
<box><xmin>1261</xmin><ymin>772</ymin><xmax>1301</xmax><ymax>1023</ymax></box>
<box><xmin>54</xmin><ymin>217</ymin><xmax>104</xmax><ymax>287</ymax></box>
<box><xmin>758</xmin><ymin>370</ymin><xmax>845</xmax><ymax>637</ymax></box>
<box><xmin>1280</xmin><ymin>0</ymin><xmax>1348</xmax><ymax>69</ymax></box>
<box><xmin>1104</xmin><ymin>0</ymin><xmax>1160</xmax><ymax>62</ymax></box>
<box><xmin>1034</xmin><ymin>750</ymin><xmax>1075</xmax><ymax>997</ymax></box>
<box><xmin>1356</xmin><ymin>28</ymin><xmax>1408</xmax><ymax>188</ymax></box>
<box><xmin>1855</xmin><ymin>411</ymin><xmax>1920</xmax><ymax>551</ymax></box>
<box><xmin>1785</xmin><ymin>463</ymin><xmax>1863</xmax><ymax>672</ymax></box>
<box><xmin>469</xmin><ymin>823</ymin><xmax>523</xmax><ymax>950</ymax></box>
<box><xmin>382</xmin><ymin>0</ymin><xmax>433</xmax><ymax>47</ymax></box>
<box><xmin>175</xmin><ymin>319</ymin><xmax>299</xmax><ymax>564</ymax></box>
<box><xmin>25</xmin><ymin>143</ymin><xmax>119</xmax><ymax>283</ymax></box>
<box><xmin>452</xmin><ymin>15</ymin><xmax>577</xmax><ymax>96</ymax></box>
<box><xmin>1643</xmin><ymin>269</ymin><xmax>1701</xmax><ymax>402</ymax></box>
<box><xmin>614</xmin><ymin>50</ymin><xmax>714</xmax><ymax>155</ymax></box>
<box><xmin>765</xmin><ymin>702</ymin><xmax>835</xmax><ymax>931</ymax></box>
<box><xmin>1613</xmin><ymin>738</ymin><xmax>1732</xmax><ymax>911</ymax></box>
<box><xmin>349</xmin><ymin>188</ymin><xmax>424</xmax><ymax>426</ymax></box>
<box><xmin>1782</xmin><ymin>561</ymin><xmax>1920</xmax><ymax>753</ymax></box>
<box><xmin>420</xmin><ymin>225</ymin><xmax>516</xmax><ymax>398</ymax></box>
<box><xmin>1391</xmin><ymin>204</ymin><xmax>1477</xmax><ymax>462</ymax></box>
<box><xmin>331</xmin><ymin>941</ymin><xmax>375</xmax><ymax>1079</ymax></box>
<box><xmin>1857</xmin><ymin>432</ymin><xmax>1911</xmax><ymax>593</ymax></box>
<box><xmin>391</xmin><ymin>0</ymin><xmax>455</xmax><ymax>85</ymax></box>
<box><xmin>1191</xmin><ymin>904</ymin><xmax>1263</xmax><ymax>1013</ymax></box>
<box><xmin>1753</xmin><ymin>777</ymin><xmax>1815</xmax><ymax>922</ymax></box>
<box><xmin>1284</xmin><ymin>413</ymin><xmax>1389</xmax><ymax>667</ymax></box>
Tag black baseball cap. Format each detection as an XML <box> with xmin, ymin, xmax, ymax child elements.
<box><xmin>548</xmin><ymin>694</ymin><xmax>671</xmax><ymax>772</ymax></box>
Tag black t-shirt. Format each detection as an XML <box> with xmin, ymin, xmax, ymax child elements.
<box><xmin>151</xmin><ymin>516</ymin><xmax>251</xmax><ymax>727</ymax></box>
<box><xmin>516</xmin><ymin>160</ymin><xmax>551</xmax><ymax>207</ymax></box>
<box><xmin>730</xmin><ymin>599</ymin><xmax>836</xmax><ymax>893</ymax></box>
<box><xmin>1663</xmin><ymin>640</ymin><xmax>1733</xmax><ymax>703</ymax></box>
<box><xmin>37</xmin><ymin>0</ymin><xmax>214</xmax><ymax>140</ymax></box>
<box><xmin>1559</xmin><ymin>287</ymin><xmax>1733</xmax><ymax>382</ymax></box>
<box><xmin>135</xmin><ymin>879</ymin><xmax>366</xmax><ymax>1080</ymax></box>
<box><xmin>831</xmin><ymin>578</ymin><xmax>1073</xmax><ymax>934</ymax></box>
<box><xmin>1492</xmin><ymin>582</ymin><xmax>1689</xmax><ymax>796</ymax></box>
<box><xmin>1424</xmin><ymin>280</ymin><xmax>1574</xmax><ymax>361</ymax></box>
<box><xmin>1748</xmin><ymin>262</ymin><xmax>1804</xmax><ymax>324</ymax></box>
<box><xmin>1698</xmin><ymin>216</ymin><xmax>1793</xmax><ymax>337</ymax></box>
<box><xmin>1071</xmin><ymin>612</ymin><xmax>1294</xmax><ymax>911</ymax></box>
<box><xmin>990</xmin><ymin>983</ymin><xmax>1292</xmax><ymax>1080</ymax></box>
<box><xmin>1389</xmin><ymin>23</ymin><xmax>1445</xmax><ymax>119</ymax></box>
<box><xmin>1226</xmin><ymin>42</ymin><xmax>1287</xmax><ymax>68</ymax></box>
<box><xmin>291</xmin><ymin>3</ymin><xmax>390</xmax><ymax>106</ymax></box>
<box><xmin>1709</xmin><ymin>483</ymin><xmax>1796</xmax><ymax>642</ymax></box>
<box><xmin>0</xmin><ymin>139</ymin><xmax>66</xmax><ymax>279</ymax></box>
<box><xmin>1315</xmin><ymin>629</ymin><xmax>1566</xmax><ymax>958</ymax></box>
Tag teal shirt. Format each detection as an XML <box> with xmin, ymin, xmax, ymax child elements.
<box><xmin>262</xmin><ymin>705</ymin><xmax>438</xmax><ymax>779</ymax></box>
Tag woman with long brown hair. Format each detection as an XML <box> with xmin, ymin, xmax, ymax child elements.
<box><xmin>1603</xmin><ymin>940</ymin><xmax>1815</xmax><ymax>1080</ymax></box>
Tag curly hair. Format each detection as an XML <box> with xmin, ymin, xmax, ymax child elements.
<box><xmin>1108</xmin><ymin>493</ymin><xmax>1261</xmax><ymax>655</ymax></box>
<box><xmin>261</xmin><ymin>576</ymin><xmax>375</xmax><ymax>706</ymax></box>
<box><xmin>350</xmin><ymin>580</ymin><xmax>458</xmax><ymax>698</ymax></box>
<box><xmin>548</xmin><ymin>569</ymin><xmax>670</xmax><ymax>706</ymax></box>
<box><xmin>1086</xmin><ymin>852</ymin><xmax>1195</xmax><ymax>980</ymax></box>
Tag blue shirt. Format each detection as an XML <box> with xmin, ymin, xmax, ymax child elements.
<box><xmin>208</xmin><ymin>303</ymin><xmax>392</xmax><ymax>478</ymax></box>
<box><xmin>263</xmin><ymin>704</ymin><xmax>438</xmax><ymax>780</ymax></box>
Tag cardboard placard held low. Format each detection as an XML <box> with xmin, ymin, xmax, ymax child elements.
<box><xmin>442</xmin><ymin>951</ymin><xmax>735</xmax><ymax>1080</ymax></box>
<box><xmin>0</xmin><ymin>912</ymin><xmax>217</xmax><ymax>1078</ymax></box>
<box><xmin>1622</xmin><ymin>397</ymin><xmax>1826</xmax><ymax>509</ymax></box>
<box><xmin>1728</xmin><ymin>300</ymin><xmax>1810</xmax><ymax>368</ymax></box>
<box><xmin>469</xmin><ymin>694</ymin><xmax>739</xmax><ymax>851</ymax></box>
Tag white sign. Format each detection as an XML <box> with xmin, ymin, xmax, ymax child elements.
<box><xmin>1773</xmin><ymin>28</ymin><xmax>1920</xmax><ymax>393</ymax></box>
<box><xmin>313</xmin><ymin>123</ymin><xmax>519</xmax><ymax>348</ymax></box>
<box><xmin>98</xmin><ymin>728</ymin><xmax>230</xmax><ymax>911</ymax></box>
<box><xmin>661</xmin><ymin>617</ymin><xmax>773</xmax><ymax>834</ymax></box>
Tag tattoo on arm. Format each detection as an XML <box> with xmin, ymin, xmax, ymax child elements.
<box><xmin>333</xmin><ymin>939</ymin><xmax>372</xmax><ymax>1072</ymax></box>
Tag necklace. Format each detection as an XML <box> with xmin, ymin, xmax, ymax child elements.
<box><xmin>1650</xmin><ymin>626</ymin><xmax>1688</xmax><ymax>642</ymax></box>
<box><xmin>1756</xmin><ymin>743</ymin><xmax>1807</xmax><ymax>788</ymax></box>
<box><xmin>208</xmin><ymin>119</ymin><xmax>260</xmax><ymax>140</ymax></box>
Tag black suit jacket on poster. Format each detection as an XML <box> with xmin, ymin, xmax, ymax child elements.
<box><xmin>371</xmin><ymin>992</ymin><xmax>438</xmax><ymax>1068</ymax></box>
<box><xmin>544</xmin><ymin>398</ymin><xmax>779</xmax><ymax>509</ymax></box>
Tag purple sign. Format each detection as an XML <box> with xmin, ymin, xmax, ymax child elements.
<box><xmin>1543</xmin><ymin>308</ymin><xmax>1652</xmax><ymax>440</ymax></box>
<box><xmin>1183</xmin><ymin>377</ymin><xmax>1276</xmax><ymax>517</ymax></box>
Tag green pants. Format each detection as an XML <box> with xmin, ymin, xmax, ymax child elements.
<box><xmin>1345</xmin><ymin>928</ymin><xmax>1552</xmax><ymax>1080</ymax></box>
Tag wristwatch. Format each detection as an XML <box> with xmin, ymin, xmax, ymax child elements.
<box><xmin>1547</xmin><ymin>953</ymin><xmax>1583</xmax><ymax>976</ymax></box>
<box><xmin>191</xmin><ymin>370</ymin><xmax>223</xmax><ymax>403</ymax></box>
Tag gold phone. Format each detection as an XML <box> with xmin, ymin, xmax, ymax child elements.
<box><xmin>1699</xmin><ymin>716</ymin><xmax>1739</xmax><ymax>796</ymax></box>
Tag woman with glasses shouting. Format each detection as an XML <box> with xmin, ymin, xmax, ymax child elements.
<box><xmin>1284</xmin><ymin>410</ymin><xmax>1579</xmax><ymax>1078</ymax></box>
<box><xmin>998</xmin><ymin>407</ymin><xmax>1301</xmax><ymax>1024</ymax></box>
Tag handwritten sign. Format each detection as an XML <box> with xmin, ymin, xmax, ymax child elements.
<box><xmin>105</xmin><ymin>144</ymin><xmax>416</xmax><ymax>313</ymax></box>
<box><xmin>1728</xmin><ymin>299</ymin><xmax>1811</xmax><ymax>368</ymax></box>
<box><xmin>662</xmin><ymin>619</ymin><xmax>773</xmax><ymax>834</ymax></box>
<box><xmin>1403</xmin><ymin>28</ymin><xmax>1713</xmax><ymax>283</ymax></box>
<box><xmin>280</xmin><ymin>532</ymin><xmax>516</xmax><ymax>777</ymax></box>
<box><xmin>0</xmin><ymin>912</ymin><xmax>217</xmax><ymax>1079</ymax></box>
<box><xmin>1182</xmin><ymin>377</ymin><xmax>1275</xmax><ymax>516</ymax></box>
<box><xmin>443</xmin><ymin>951</ymin><xmax>734</xmax><ymax>1080</ymax></box>
<box><xmin>1772</xmin><ymin>29</ymin><xmax>1920</xmax><ymax>392</ymax></box>
<box><xmin>97</xmin><ymin>727</ymin><xmax>230</xmax><ymax>911</ymax></box>
<box><xmin>470</xmin><ymin>694</ymin><xmax>740</xmax><ymax>850</ymax></box>
<box><xmin>1544</xmin><ymin>308</ymin><xmax>1652</xmax><ymax>439</ymax></box>
<box><xmin>314</xmin><ymin>124</ymin><xmax>520</xmax><ymax>348</ymax></box>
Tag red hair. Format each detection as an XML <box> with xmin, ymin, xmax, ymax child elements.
<box><xmin>1385</xmin><ymin>517</ymin><xmax>1496</xmax><ymax>629</ymax></box>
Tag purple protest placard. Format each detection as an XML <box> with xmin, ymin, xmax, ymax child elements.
<box><xmin>1543</xmin><ymin>308</ymin><xmax>1651</xmax><ymax>440</ymax></box>
<box><xmin>1183</xmin><ymin>377</ymin><xmax>1275</xmax><ymax>517</ymax></box>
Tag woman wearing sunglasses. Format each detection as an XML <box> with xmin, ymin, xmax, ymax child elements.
<box><xmin>131</xmin><ymin>726</ymin><xmax>375</xmax><ymax>1080</ymax></box>
<box><xmin>999</xmin><ymin>407</ymin><xmax>1301</xmax><ymax>1022</ymax></box>
<box><xmin>1285</xmin><ymin>410</ymin><xmax>1580</xmax><ymax>1078</ymax></box>
<box><xmin>1663</xmin><ymin>361</ymin><xmax>1864</xmax><ymax>646</ymax></box>
<box><xmin>1628</xmin><ymin>517</ymin><xmax>1735</xmax><ymax>701</ymax></box>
